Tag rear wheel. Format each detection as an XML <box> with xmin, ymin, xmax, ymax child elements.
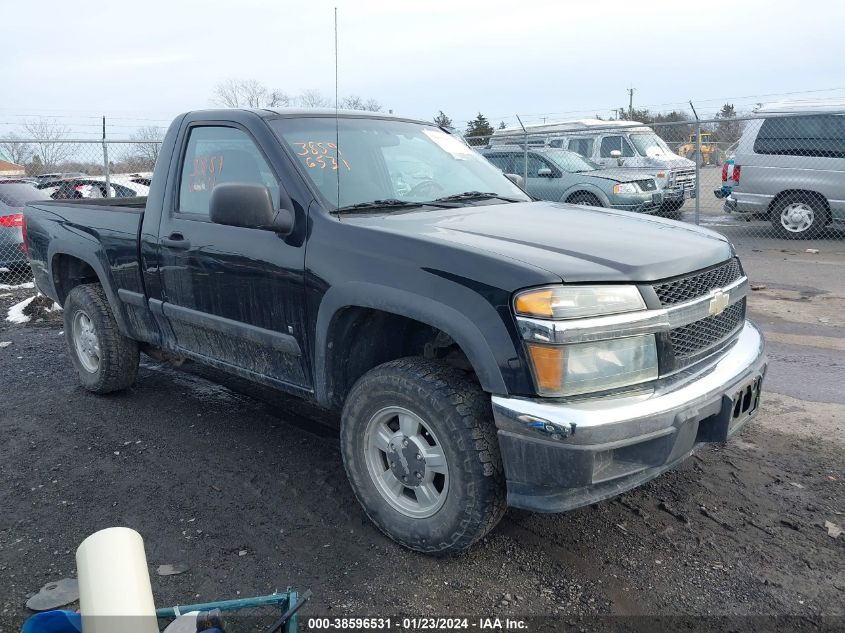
<box><xmin>770</xmin><ymin>193</ymin><xmax>828</xmax><ymax>239</ymax></box>
<box><xmin>340</xmin><ymin>357</ymin><xmax>506</xmax><ymax>554</ymax></box>
<box><xmin>64</xmin><ymin>284</ymin><xmax>139</xmax><ymax>393</ymax></box>
<box><xmin>567</xmin><ymin>192</ymin><xmax>602</xmax><ymax>207</ymax></box>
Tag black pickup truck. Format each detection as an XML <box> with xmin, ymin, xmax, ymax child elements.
<box><xmin>23</xmin><ymin>109</ymin><xmax>766</xmax><ymax>554</ymax></box>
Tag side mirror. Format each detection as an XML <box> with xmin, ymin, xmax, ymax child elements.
<box><xmin>610</xmin><ymin>150</ymin><xmax>622</xmax><ymax>159</ymax></box>
<box><xmin>537</xmin><ymin>167</ymin><xmax>554</xmax><ymax>178</ymax></box>
<box><xmin>209</xmin><ymin>182</ymin><xmax>294</xmax><ymax>235</ymax></box>
<box><xmin>504</xmin><ymin>173</ymin><xmax>525</xmax><ymax>188</ymax></box>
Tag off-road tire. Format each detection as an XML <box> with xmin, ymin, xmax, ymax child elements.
<box><xmin>64</xmin><ymin>284</ymin><xmax>139</xmax><ymax>393</ymax></box>
<box><xmin>340</xmin><ymin>357</ymin><xmax>506</xmax><ymax>555</ymax></box>
<box><xmin>567</xmin><ymin>192</ymin><xmax>603</xmax><ymax>207</ymax></box>
<box><xmin>770</xmin><ymin>193</ymin><xmax>828</xmax><ymax>240</ymax></box>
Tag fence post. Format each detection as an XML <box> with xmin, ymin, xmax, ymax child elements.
<box><xmin>102</xmin><ymin>115</ymin><xmax>111</xmax><ymax>198</ymax></box>
<box><xmin>515</xmin><ymin>114</ymin><xmax>528</xmax><ymax>185</ymax></box>
<box><xmin>689</xmin><ymin>101</ymin><xmax>701</xmax><ymax>226</ymax></box>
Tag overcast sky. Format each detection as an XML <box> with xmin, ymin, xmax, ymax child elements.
<box><xmin>4</xmin><ymin>0</ymin><xmax>844</xmax><ymax>138</ymax></box>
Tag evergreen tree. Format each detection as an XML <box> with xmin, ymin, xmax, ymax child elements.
<box><xmin>465</xmin><ymin>113</ymin><xmax>494</xmax><ymax>146</ymax></box>
<box><xmin>433</xmin><ymin>110</ymin><xmax>453</xmax><ymax>128</ymax></box>
<box><xmin>715</xmin><ymin>103</ymin><xmax>742</xmax><ymax>144</ymax></box>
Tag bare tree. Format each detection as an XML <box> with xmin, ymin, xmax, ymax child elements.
<box><xmin>211</xmin><ymin>80</ymin><xmax>382</xmax><ymax>111</ymax></box>
<box><xmin>340</xmin><ymin>95</ymin><xmax>383</xmax><ymax>112</ymax></box>
<box><xmin>340</xmin><ymin>95</ymin><xmax>366</xmax><ymax>110</ymax></box>
<box><xmin>22</xmin><ymin>119</ymin><xmax>75</xmax><ymax>171</ymax></box>
<box><xmin>268</xmin><ymin>90</ymin><xmax>291</xmax><ymax>108</ymax></box>
<box><xmin>296</xmin><ymin>89</ymin><xmax>330</xmax><ymax>108</ymax></box>
<box><xmin>0</xmin><ymin>133</ymin><xmax>33</xmax><ymax>166</ymax></box>
<box><xmin>213</xmin><ymin>79</ymin><xmax>290</xmax><ymax>108</ymax></box>
<box><xmin>130</xmin><ymin>126</ymin><xmax>165</xmax><ymax>170</ymax></box>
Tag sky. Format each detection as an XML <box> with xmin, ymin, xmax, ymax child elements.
<box><xmin>3</xmin><ymin>0</ymin><xmax>845</xmax><ymax>139</ymax></box>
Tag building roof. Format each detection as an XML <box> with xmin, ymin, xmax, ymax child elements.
<box><xmin>758</xmin><ymin>99</ymin><xmax>845</xmax><ymax>114</ymax></box>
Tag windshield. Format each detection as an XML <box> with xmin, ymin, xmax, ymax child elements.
<box><xmin>543</xmin><ymin>150</ymin><xmax>600</xmax><ymax>173</ymax></box>
<box><xmin>629</xmin><ymin>133</ymin><xmax>672</xmax><ymax>158</ymax></box>
<box><xmin>0</xmin><ymin>183</ymin><xmax>51</xmax><ymax>207</ymax></box>
<box><xmin>271</xmin><ymin>117</ymin><xmax>530</xmax><ymax>208</ymax></box>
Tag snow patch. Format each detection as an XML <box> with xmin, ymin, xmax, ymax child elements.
<box><xmin>7</xmin><ymin>296</ymin><xmax>36</xmax><ymax>323</ymax></box>
<box><xmin>5</xmin><ymin>294</ymin><xmax>61</xmax><ymax>324</ymax></box>
<box><xmin>0</xmin><ymin>282</ymin><xmax>35</xmax><ymax>290</ymax></box>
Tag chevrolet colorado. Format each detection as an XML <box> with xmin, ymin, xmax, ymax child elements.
<box><xmin>23</xmin><ymin>109</ymin><xmax>766</xmax><ymax>554</ymax></box>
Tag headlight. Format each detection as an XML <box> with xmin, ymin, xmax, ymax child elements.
<box><xmin>514</xmin><ymin>286</ymin><xmax>645</xmax><ymax>320</ymax></box>
<box><xmin>613</xmin><ymin>182</ymin><xmax>638</xmax><ymax>194</ymax></box>
<box><xmin>526</xmin><ymin>335</ymin><xmax>658</xmax><ymax>396</ymax></box>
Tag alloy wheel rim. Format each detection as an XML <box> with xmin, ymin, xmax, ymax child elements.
<box><xmin>363</xmin><ymin>406</ymin><xmax>449</xmax><ymax>518</ymax></box>
<box><xmin>72</xmin><ymin>310</ymin><xmax>100</xmax><ymax>373</ymax></box>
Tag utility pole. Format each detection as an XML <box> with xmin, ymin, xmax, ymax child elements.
<box><xmin>627</xmin><ymin>87</ymin><xmax>635</xmax><ymax>118</ymax></box>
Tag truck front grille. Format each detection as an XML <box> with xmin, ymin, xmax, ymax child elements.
<box><xmin>668</xmin><ymin>298</ymin><xmax>746</xmax><ymax>361</ymax></box>
<box><xmin>671</xmin><ymin>168</ymin><xmax>696</xmax><ymax>191</ymax></box>
<box><xmin>653</xmin><ymin>258</ymin><xmax>743</xmax><ymax>306</ymax></box>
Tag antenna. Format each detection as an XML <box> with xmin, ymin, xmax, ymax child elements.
<box><xmin>334</xmin><ymin>7</ymin><xmax>340</xmax><ymax>208</ymax></box>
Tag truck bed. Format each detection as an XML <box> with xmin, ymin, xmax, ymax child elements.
<box><xmin>24</xmin><ymin>198</ymin><xmax>149</xmax><ymax>339</ymax></box>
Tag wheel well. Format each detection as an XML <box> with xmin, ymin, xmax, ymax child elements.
<box><xmin>566</xmin><ymin>191</ymin><xmax>601</xmax><ymax>205</ymax></box>
<box><xmin>325</xmin><ymin>307</ymin><xmax>475</xmax><ymax>409</ymax></box>
<box><xmin>51</xmin><ymin>254</ymin><xmax>99</xmax><ymax>306</ymax></box>
<box><xmin>768</xmin><ymin>190</ymin><xmax>830</xmax><ymax>217</ymax></box>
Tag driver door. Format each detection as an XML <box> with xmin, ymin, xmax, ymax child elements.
<box><xmin>598</xmin><ymin>135</ymin><xmax>635</xmax><ymax>168</ymax></box>
<box><xmin>156</xmin><ymin>124</ymin><xmax>310</xmax><ymax>390</ymax></box>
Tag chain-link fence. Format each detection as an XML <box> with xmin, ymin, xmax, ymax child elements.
<box><xmin>2</xmin><ymin>108</ymin><xmax>844</xmax><ymax>287</ymax></box>
<box><xmin>465</xmin><ymin>108</ymin><xmax>845</xmax><ymax>256</ymax></box>
<box><xmin>0</xmin><ymin>139</ymin><xmax>159</xmax><ymax>285</ymax></box>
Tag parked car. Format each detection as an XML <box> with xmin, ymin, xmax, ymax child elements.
<box><xmin>35</xmin><ymin>178</ymin><xmax>144</xmax><ymax>199</ymax></box>
<box><xmin>480</xmin><ymin>147</ymin><xmax>662</xmax><ymax>214</ymax></box>
<box><xmin>489</xmin><ymin>119</ymin><xmax>696</xmax><ymax>217</ymax></box>
<box><xmin>0</xmin><ymin>181</ymin><xmax>51</xmax><ymax>274</ymax></box>
<box><xmin>23</xmin><ymin>108</ymin><xmax>766</xmax><ymax>554</ymax></box>
<box><xmin>723</xmin><ymin>101</ymin><xmax>845</xmax><ymax>238</ymax></box>
<box><xmin>33</xmin><ymin>172</ymin><xmax>87</xmax><ymax>183</ymax></box>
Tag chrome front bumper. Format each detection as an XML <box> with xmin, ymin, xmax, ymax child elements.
<box><xmin>491</xmin><ymin>320</ymin><xmax>767</xmax><ymax>512</ymax></box>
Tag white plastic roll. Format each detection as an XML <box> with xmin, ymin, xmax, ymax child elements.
<box><xmin>75</xmin><ymin>527</ymin><xmax>159</xmax><ymax>633</ymax></box>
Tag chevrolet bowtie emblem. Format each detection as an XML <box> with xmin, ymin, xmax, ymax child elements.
<box><xmin>708</xmin><ymin>290</ymin><xmax>729</xmax><ymax>316</ymax></box>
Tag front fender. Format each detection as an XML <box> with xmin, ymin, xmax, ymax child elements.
<box><xmin>314</xmin><ymin>281</ymin><xmax>512</xmax><ymax>406</ymax></box>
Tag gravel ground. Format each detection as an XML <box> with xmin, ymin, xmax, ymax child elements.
<box><xmin>0</xmin><ymin>253</ymin><xmax>843</xmax><ymax>632</ymax></box>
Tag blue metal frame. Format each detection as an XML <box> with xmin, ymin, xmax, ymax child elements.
<box><xmin>155</xmin><ymin>590</ymin><xmax>299</xmax><ymax>633</ymax></box>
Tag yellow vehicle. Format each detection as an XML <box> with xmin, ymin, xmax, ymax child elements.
<box><xmin>678</xmin><ymin>132</ymin><xmax>725</xmax><ymax>166</ymax></box>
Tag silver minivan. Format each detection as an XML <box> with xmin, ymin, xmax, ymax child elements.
<box><xmin>489</xmin><ymin>119</ymin><xmax>696</xmax><ymax>216</ymax></box>
<box><xmin>725</xmin><ymin>101</ymin><xmax>845</xmax><ymax>238</ymax></box>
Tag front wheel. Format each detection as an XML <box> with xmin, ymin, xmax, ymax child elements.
<box><xmin>64</xmin><ymin>284</ymin><xmax>139</xmax><ymax>393</ymax></box>
<box><xmin>340</xmin><ymin>357</ymin><xmax>506</xmax><ymax>554</ymax></box>
<box><xmin>770</xmin><ymin>194</ymin><xmax>828</xmax><ymax>239</ymax></box>
<box><xmin>567</xmin><ymin>192</ymin><xmax>602</xmax><ymax>207</ymax></box>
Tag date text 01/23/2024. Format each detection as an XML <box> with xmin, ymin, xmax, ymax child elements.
<box><xmin>306</xmin><ymin>617</ymin><xmax>528</xmax><ymax>630</ymax></box>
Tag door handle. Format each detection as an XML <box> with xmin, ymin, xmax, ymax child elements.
<box><xmin>161</xmin><ymin>233</ymin><xmax>191</xmax><ymax>250</ymax></box>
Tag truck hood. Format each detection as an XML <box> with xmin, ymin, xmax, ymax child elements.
<box><xmin>345</xmin><ymin>201</ymin><xmax>733</xmax><ymax>283</ymax></box>
<box><xmin>579</xmin><ymin>169</ymin><xmax>649</xmax><ymax>183</ymax></box>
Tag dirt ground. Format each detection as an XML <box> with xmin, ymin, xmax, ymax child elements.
<box><xmin>0</xmin><ymin>244</ymin><xmax>843</xmax><ymax>632</ymax></box>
